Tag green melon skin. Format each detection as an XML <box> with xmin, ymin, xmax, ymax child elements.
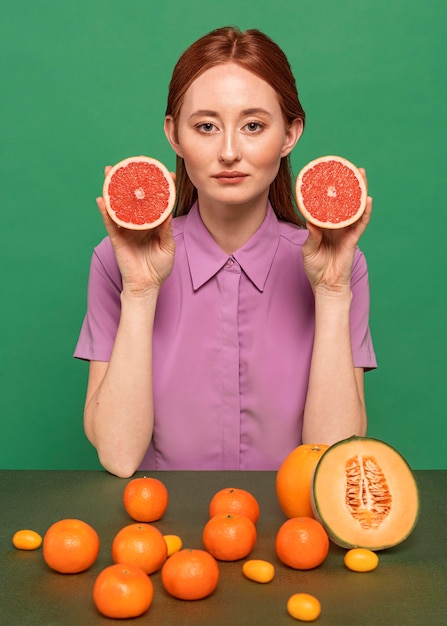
<box><xmin>311</xmin><ymin>436</ymin><xmax>420</xmax><ymax>551</ymax></box>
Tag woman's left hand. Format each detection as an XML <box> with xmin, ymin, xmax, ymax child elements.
<box><xmin>302</xmin><ymin>168</ymin><xmax>372</xmax><ymax>295</ymax></box>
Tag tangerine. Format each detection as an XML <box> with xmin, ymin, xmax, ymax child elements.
<box><xmin>12</xmin><ymin>529</ymin><xmax>42</xmax><ymax>550</ymax></box>
<box><xmin>209</xmin><ymin>487</ymin><xmax>260</xmax><ymax>524</ymax></box>
<box><xmin>123</xmin><ymin>476</ymin><xmax>169</xmax><ymax>522</ymax></box>
<box><xmin>112</xmin><ymin>522</ymin><xmax>167</xmax><ymax>574</ymax></box>
<box><xmin>276</xmin><ymin>444</ymin><xmax>329</xmax><ymax>519</ymax></box>
<box><xmin>43</xmin><ymin>519</ymin><xmax>100</xmax><ymax>574</ymax></box>
<box><xmin>161</xmin><ymin>548</ymin><xmax>219</xmax><ymax>600</ymax></box>
<box><xmin>202</xmin><ymin>513</ymin><xmax>257</xmax><ymax>561</ymax></box>
<box><xmin>287</xmin><ymin>593</ymin><xmax>321</xmax><ymax>621</ymax></box>
<box><xmin>93</xmin><ymin>563</ymin><xmax>154</xmax><ymax>619</ymax></box>
<box><xmin>275</xmin><ymin>517</ymin><xmax>329</xmax><ymax>570</ymax></box>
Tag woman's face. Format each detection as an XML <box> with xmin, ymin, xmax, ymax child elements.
<box><xmin>165</xmin><ymin>63</ymin><xmax>302</xmax><ymax>211</ymax></box>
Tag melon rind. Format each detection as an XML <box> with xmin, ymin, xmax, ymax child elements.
<box><xmin>296</xmin><ymin>155</ymin><xmax>367</xmax><ymax>229</ymax></box>
<box><xmin>311</xmin><ymin>436</ymin><xmax>420</xmax><ymax>550</ymax></box>
<box><xmin>103</xmin><ymin>155</ymin><xmax>176</xmax><ymax>231</ymax></box>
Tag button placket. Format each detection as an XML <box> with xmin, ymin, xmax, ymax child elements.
<box><xmin>217</xmin><ymin>259</ymin><xmax>242</xmax><ymax>467</ymax></box>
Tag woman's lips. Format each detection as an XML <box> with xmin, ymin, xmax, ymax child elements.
<box><xmin>213</xmin><ymin>171</ymin><xmax>248</xmax><ymax>183</ymax></box>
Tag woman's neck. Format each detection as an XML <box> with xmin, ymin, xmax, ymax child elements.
<box><xmin>197</xmin><ymin>197</ymin><xmax>269</xmax><ymax>254</ymax></box>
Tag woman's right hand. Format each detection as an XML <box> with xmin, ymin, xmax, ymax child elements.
<box><xmin>96</xmin><ymin>166</ymin><xmax>176</xmax><ymax>296</ymax></box>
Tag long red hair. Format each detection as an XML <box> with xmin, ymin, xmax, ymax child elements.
<box><xmin>165</xmin><ymin>26</ymin><xmax>306</xmax><ymax>225</ymax></box>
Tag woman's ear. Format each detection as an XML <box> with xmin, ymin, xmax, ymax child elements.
<box><xmin>164</xmin><ymin>116</ymin><xmax>183</xmax><ymax>157</ymax></box>
<box><xmin>281</xmin><ymin>118</ymin><xmax>304</xmax><ymax>158</ymax></box>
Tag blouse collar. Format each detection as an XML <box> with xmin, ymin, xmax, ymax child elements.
<box><xmin>183</xmin><ymin>202</ymin><xmax>281</xmax><ymax>292</ymax></box>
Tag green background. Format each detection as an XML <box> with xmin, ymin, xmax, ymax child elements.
<box><xmin>1</xmin><ymin>0</ymin><xmax>445</xmax><ymax>470</ymax></box>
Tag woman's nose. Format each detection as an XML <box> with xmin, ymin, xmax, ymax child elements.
<box><xmin>218</xmin><ymin>131</ymin><xmax>241</xmax><ymax>163</ymax></box>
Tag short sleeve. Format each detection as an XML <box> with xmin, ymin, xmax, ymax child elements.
<box><xmin>73</xmin><ymin>238</ymin><xmax>122</xmax><ymax>361</ymax></box>
<box><xmin>350</xmin><ymin>248</ymin><xmax>377</xmax><ymax>370</ymax></box>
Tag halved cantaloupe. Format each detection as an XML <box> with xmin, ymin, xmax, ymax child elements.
<box><xmin>311</xmin><ymin>436</ymin><xmax>420</xmax><ymax>550</ymax></box>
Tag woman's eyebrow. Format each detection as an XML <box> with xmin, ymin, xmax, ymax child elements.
<box><xmin>241</xmin><ymin>108</ymin><xmax>272</xmax><ymax>117</ymax></box>
<box><xmin>189</xmin><ymin>108</ymin><xmax>272</xmax><ymax>119</ymax></box>
<box><xmin>189</xmin><ymin>110</ymin><xmax>218</xmax><ymax>119</ymax></box>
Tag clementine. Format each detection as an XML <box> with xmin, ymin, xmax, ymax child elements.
<box><xmin>276</xmin><ymin>444</ymin><xmax>329</xmax><ymax>518</ymax></box>
<box><xmin>209</xmin><ymin>487</ymin><xmax>260</xmax><ymax>524</ymax></box>
<box><xmin>202</xmin><ymin>513</ymin><xmax>257</xmax><ymax>561</ymax></box>
<box><xmin>161</xmin><ymin>548</ymin><xmax>219</xmax><ymax>600</ymax></box>
<box><xmin>123</xmin><ymin>476</ymin><xmax>169</xmax><ymax>522</ymax></box>
<box><xmin>43</xmin><ymin>518</ymin><xmax>100</xmax><ymax>574</ymax></box>
<box><xmin>275</xmin><ymin>516</ymin><xmax>329</xmax><ymax>570</ymax></box>
<box><xmin>112</xmin><ymin>523</ymin><xmax>167</xmax><ymax>574</ymax></box>
<box><xmin>93</xmin><ymin>563</ymin><xmax>154</xmax><ymax>619</ymax></box>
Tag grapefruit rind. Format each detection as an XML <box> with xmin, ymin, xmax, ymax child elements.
<box><xmin>296</xmin><ymin>155</ymin><xmax>367</xmax><ymax>229</ymax></box>
<box><xmin>103</xmin><ymin>155</ymin><xmax>176</xmax><ymax>230</ymax></box>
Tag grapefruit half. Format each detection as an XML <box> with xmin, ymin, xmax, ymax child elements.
<box><xmin>296</xmin><ymin>155</ymin><xmax>367</xmax><ymax>229</ymax></box>
<box><xmin>103</xmin><ymin>156</ymin><xmax>176</xmax><ymax>230</ymax></box>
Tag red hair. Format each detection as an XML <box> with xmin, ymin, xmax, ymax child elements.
<box><xmin>166</xmin><ymin>26</ymin><xmax>306</xmax><ymax>225</ymax></box>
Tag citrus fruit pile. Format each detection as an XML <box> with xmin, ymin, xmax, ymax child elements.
<box><xmin>12</xmin><ymin>442</ymin><xmax>397</xmax><ymax>622</ymax></box>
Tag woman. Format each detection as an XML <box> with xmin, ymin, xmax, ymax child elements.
<box><xmin>74</xmin><ymin>26</ymin><xmax>376</xmax><ymax>477</ymax></box>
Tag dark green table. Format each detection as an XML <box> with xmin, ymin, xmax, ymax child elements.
<box><xmin>1</xmin><ymin>470</ymin><xmax>446</xmax><ymax>625</ymax></box>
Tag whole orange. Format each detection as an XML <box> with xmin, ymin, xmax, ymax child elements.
<box><xmin>112</xmin><ymin>523</ymin><xmax>167</xmax><ymax>574</ymax></box>
<box><xmin>43</xmin><ymin>518</ymin><xmax>100</xmax><ymax>574</ymax></box>
<box><xmin>275</xmin><ymin>516</ymin><xmax>329</xmax><ymax>570</ymax></box>
<box><xmin>123</xmin><ymin>476</ymin><xmax>169</xmax><ymax>522</ymax></box>
<box><xmin>93</xmin><ymin>563</ymin><xmax>154</xmax><ymax>619</ymax></box>
<box><xmin>276</xmin><ymin>444</ymin><xmax>329</xmax><ymax>518</ymax></box>
<box><xmin>209</xmin><ymin>487</ymin><xmax>260</xmax><ymax>524</ymax></box>
<box><xmin>202</xmin><ymin>513</ymin><xmax>257</xmax><ymax>561</ymax></box>
<box><xmin>161</xmin><ymin>548</ymin><xmax>219</xmax><ymax>600</ymax></box>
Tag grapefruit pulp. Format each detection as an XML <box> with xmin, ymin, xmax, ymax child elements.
<box><xmin>103</xmin><ymin>156</ymin><xmax>176</xmax><ymax>230</ymax></box>
<box><xmin>296</xmin><ymin>155</ymin><xmax>367</xmax><ymax>229</ymax></box>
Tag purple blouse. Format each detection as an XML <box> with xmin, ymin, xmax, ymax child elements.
<box><xmin>74</xmin><ymin>202</ymin><xmax>377</xmax><ymax>470</ymax></box>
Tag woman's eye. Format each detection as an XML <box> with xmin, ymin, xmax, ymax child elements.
<box><xmin>245</xmin><ymin>122</ymin><xmax>263</xmax><ymax>132</ymax></box>
<box><xmin>197</xmin><ymin>123</ymin><xmax>216</xmax><ymax>132</ymax></box>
